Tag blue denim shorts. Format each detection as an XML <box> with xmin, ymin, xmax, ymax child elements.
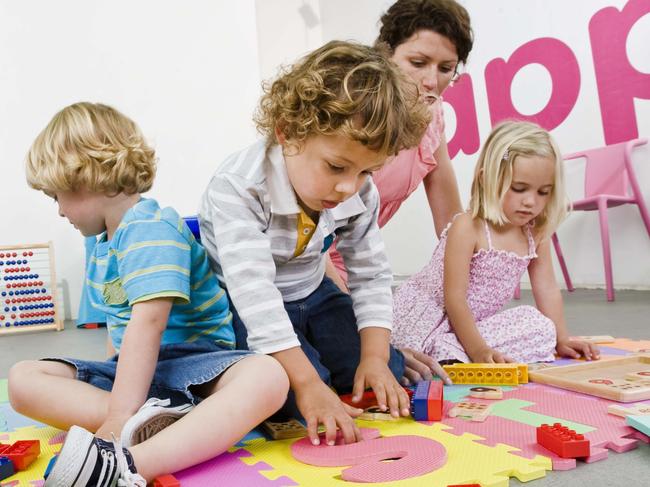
<box><xmin>43</xmin><ymin>341</ymin><xmax>253</xmax><ymax>406</ymax></box>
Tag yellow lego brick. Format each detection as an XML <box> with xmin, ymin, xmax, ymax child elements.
<box><xmin>443</xmin><ymin>363</ymin><xmax>528</xmax><ymax>385</ymax></box>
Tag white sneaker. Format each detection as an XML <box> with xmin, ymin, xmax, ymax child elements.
<box><xmin>121</xmin><ymin>398</ymin><xmax>194</xmax><ymax>448</ymax></box>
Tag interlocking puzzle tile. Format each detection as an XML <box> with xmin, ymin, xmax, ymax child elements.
<box><xmin>536</xmin><ymin>423</ymin><xmax>590</xmax><ymax>458</ymax></box>
<box><xmin>238</xmin><ymin>418</ymin><xmax>549</xmax><ymax>486</ymax></box>
<box><xmin>438</xmin><ymin>383</ymin><xmax>650</xmax><ymax>470</ymax></box>
<box><xmin>291</xmin><ymin>428</ymin><xmax>447</xmax><ymax>483</ymax></box>
<box><xmin>627</xmin><ymin>415</ymin><xmax>650</xmax><ymax>436</ymax></box>
<box><xmin>469</xmin><ymin>386</ymin><xmax>503</xmax><ymax>400</ymax></box>
<box><xmin>174</xmin><ymin>446</ymin><xmax>297</xmax><ymax>487</ymax></box>
<box><xmin>608</xmin><ymin>403</ymin><xmax>650</xmax><ymax>417</ymax></box>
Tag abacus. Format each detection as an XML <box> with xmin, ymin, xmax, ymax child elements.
<box><xmin>0</xmin><ymin>242</ymin><xmax>63</xmax><ymax>335</ymax></box>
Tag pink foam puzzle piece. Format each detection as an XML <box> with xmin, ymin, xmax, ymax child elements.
<box><xmin>291</xmin><ymin>428</ymin><xmax>447</xmax><ymax>483</ymax></box>
<box><xmin>174</xmin><ymin>448</ymin><xmax>296</xmax><ymax>487</ymax></box>
<box><xmin>438</xmin><ymin>384</ymin><xmax>649</xmax><ymax>470</ymax></box>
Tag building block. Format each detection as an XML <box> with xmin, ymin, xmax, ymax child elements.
<box><xmin>443</xmin><ymin>363</ymin><xmax>528</xmax><ymax>385</ymax></box>
<box><xmin>427</xmin><ymin>380</ymin><xmax>443</xmax><ymax>421</ymax></box>
<box><xmin>340</xmin><ymin>387</ymin><xmax>413</xmax><ymax>410</ymax></box>
<box><xmin>469</xmin><ymin>386</ymin><xmax>503</xmax><ymax>400</ymax></box>
<box><xmin>448</xmin><ymin>402</ymin><xmax>492</xmax><ymax>422</ymax></box>
<box><xmin>0</xmin><ymin>440</ymin><xmax>40</xmax><ymax>470</ymax></box>
<box><xmin>44</xmin><ymin>455</ymin><xmax>57</xmax><ymax>479</ymax></box>
<box><xmin>536</xmin><ymin>423</ymin><xmax>590</xmax><ymax>458</ymax></box>
<box><xmin>261</xmin><ymin>418</ymin><xmax>307</xmax><ymax>440</ymax></box>
<box><xmin>607</xmin><ymin>403</ymin><xmax>650</xmax><ymax>417</ymax></box>
<box><xmin>0</xmin><ymin>457</ymin><xmax>15</xmax><ymax>481</ymax></box>
<box><xmin>153</xmin><ymin>473</ymin><xmax>181</xmax><ymax>487</ymax></box>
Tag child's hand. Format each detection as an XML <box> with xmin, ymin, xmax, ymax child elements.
<box><xmin>399</xmin><ymin>347</ymin><xmax>452</xmax><ymax>385</ymax></box>
<box><xmin>556</xmin><ymin>337</ymin><xmax>600</xmax><ymax>360</ymax></box>
<box><xmin>353</xmin><ymin>356</ymin><xmax>411</xmax><ymax>418</ymax></box>
<box><xmin>470</xmin><ymin>347</ymin><xmax>513</xmax><ymax>364</ymax></box>
<box><xmin>95</xmin><ymin>414</ymin><xmax>130</xmax><ymax>441</ymax></box>
<box><xmin>295</xmin><ymin>380</ymin><xmax>363</xmax><ymax>446</ymax></box>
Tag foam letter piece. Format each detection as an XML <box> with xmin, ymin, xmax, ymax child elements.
<box><xmin>291</xmin><ymin>428</ymin><xmax>447</xmax><ymax>483</ymax></box>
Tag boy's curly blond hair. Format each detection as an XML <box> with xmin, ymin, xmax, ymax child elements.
<box><xmin>254</xmin><ymin>40</ymin><xmax>430</xmax><ymax>156</ymax></box>
<box><xmin>25</xmin><ymin>102</ymin><xmax>156</xmax><ymax>195</ymax></box>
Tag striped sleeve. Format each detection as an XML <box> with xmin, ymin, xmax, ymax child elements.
<box><xmin>335</xmin><ymin>179</ymin><xmax>393</xmax><ymax>330</ymax></box>
<box><xmin>114</xmin><ymin>219</ymin><xmax>191</xmax><ymax>305</ymax></box>
<box><xmin>200</xmin><ymin>172</ymin><xmax>301</xmax><ymax>354</ymax></box>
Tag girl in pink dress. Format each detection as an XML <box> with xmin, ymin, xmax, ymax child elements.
<box><xmin>392</xmin><ymin>121</ymin><xmax>601</xmax><ymax>364</ymax></box>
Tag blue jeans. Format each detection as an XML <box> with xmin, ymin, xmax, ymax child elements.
<box><xmin>44</xmin><ymin>341</ymin><xmax>253</xmax><ymax>406</ymax></box>
<box><xmin>231</xmin><ymin>277</ymin><xmax>405</xmax><ymax>415</ymax></box>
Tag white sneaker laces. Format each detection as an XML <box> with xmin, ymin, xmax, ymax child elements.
<box><xmin>111</xmin><ymin>434</ymin><xmax>146</xmax><ymax>487</ymax></box>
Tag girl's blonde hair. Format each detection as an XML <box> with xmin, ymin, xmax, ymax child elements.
<box><xmin>469</xmin><ymin>121</ymin><xmax>569</xmax><ymax>239</ymax></box>
<box><xmin>25</xmin><ymin>102</ymin><xmax>156</xmax><ymax>195</ymax></box>
<box><xmin>254</xmin><ymin>40</ymin><xmax>430</xmax><ymax>156</ymax></box>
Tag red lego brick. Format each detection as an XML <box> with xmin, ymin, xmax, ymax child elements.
<box><xmin>153</xmin><ymin>473</ymin><xmax>181</xmax><ymax>487</ymax></box>
<box><xmin>536</xmin><ymin>423</ymin><xmax>590</xmax><ymax>458</ymax></box>
<box><xmin>427</xmin><ymin>380</ymin><xmax>443</xmax><ymax>421</ymax></box>
<box><xmin>2</xmin><ymin>440</ymin><xmax>40</xmax><ymax>470</ymax></box>
<box><xmin>340</xmin><ymin>387</ymin><xmax>414</xmax><ymax>410</ymax></box>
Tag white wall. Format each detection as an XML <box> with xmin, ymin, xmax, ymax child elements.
<box><xmin>2</xmin><ymin>1</ymin><xmax>649</xmax><ymax>321</ymax></box>
<box><xmin>0</xmin><ymin>0</ymin><xmax>261</xmax><ymax>319</ymax></box>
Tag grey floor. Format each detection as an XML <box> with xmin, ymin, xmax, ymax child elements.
<box><xmin>1</xmin><ymin>289</ymin><xmax>649</xmax><ymax>486</ymax></box>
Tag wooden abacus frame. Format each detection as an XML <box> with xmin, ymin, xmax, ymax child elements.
<box><xmin>0</xmin><ymin>242</ymin><xmax>64</xmax><ymax>335</ymax></box>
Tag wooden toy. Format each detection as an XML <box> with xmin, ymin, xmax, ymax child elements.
<box><xmin>443</xmin><ymin>363</ymin><xmax>528</xmax><ymax>385</ymax></box>
<box><xmin>0</xmin><ymin>243</ymin><xmax>63</xmax><ymax>335</ymax></box>
<box><xmin>529</xmin><ymin>356</ymin><xmax>650</xmax><ymax>402</ymax></box>
<box><xmin>153</xmin><ymin>473</ymin><xmax>181</xmax><ymax>487</ymax></box>
<box><xmin>358</xmin><ymin>406</ymin><xmax>396</xmax><ymax>421</ymax></box>
<box><xmin>0</xmin><ymin>457</ymin><xmax>15</xmax><ymax>481</ymax></box>
<box><xmin>261</xmin><ymin>418</ymin><xmax>307</xmax><ymax>440</ymax></box>
<box><xmin>607</xmin><ymin>403</ymin><xmax>650</xmax><ymax>417</ymax></box>
<box><xmin>291</xmin><ymin>428</ymin><xmax>447</xmax><ymax>483</ymax></box>
<box><xmin>536</xmin><ymin>423</ymin><xmax>590</xmax><ymax>458</ymax></box>
<box><xmin>410</xmin><ymin>380</ymin><xmax>443</xmax><ymax>421</ymax></box>
<box><xmin>625</xmin><ymin>370</ymin><xmax>650</xmax><ymax>381</ymax></box>
<box><xmin>448</xmin><ymin>402</ymin><xmax>492</xmax><ymax>422</ymax></box>
<box><xmin>0</xmin><ymin>440</ymin><xmax>40</xmax><ymax>470</ymax></box>
<box><xmin>573</xmin><ymin>335</ymin><xmax>615</xmax><ymax>344</ymax></box>
<box><xmin>469</xmin><ymin>386</ymin><xmax>503</xmax><ymax>400</ymax></box>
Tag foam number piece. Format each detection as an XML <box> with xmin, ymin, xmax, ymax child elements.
<box><xmin>291</xmin><ymin>428</ymin><xmax>447</xmax><ymax>483</ymax></box>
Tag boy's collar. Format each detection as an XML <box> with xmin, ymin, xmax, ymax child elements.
<box><xmin>265</xmin><ymin>144</ymin><xmax>367</xmax><ymax>219</ymax></box>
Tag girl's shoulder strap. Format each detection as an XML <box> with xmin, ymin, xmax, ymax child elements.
<box><xmin>483</xmin><ymin>219</ymin><xmax>493</xmax><ymax>250</ymax></box>
<box><xmin>525</xmin><ymin>223</ymin><xmax>538</xmax><ymax>257</ymax></box>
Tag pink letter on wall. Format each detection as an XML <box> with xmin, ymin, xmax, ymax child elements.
<box><xmin>444</xmin><ymin>74</ymin><xmax>481</xmax><ymax>159</ymax></box>
<box><xmin>291</xmin><ymin>428</ymin><xmax>447</xmax><ymax>483</ymax></box>
<box><xmin>485</xmin><ymin>38</ymin><xmax>580</xmax><ymax>130</ymax></box>
<box><xmin>589</xmin><ymin>0</ymin><xmax>650</xmax><ymax>144</ymax></box>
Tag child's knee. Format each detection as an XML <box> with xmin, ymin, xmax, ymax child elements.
<box><xmin>8</xmin><ymin>360</ymin><xmax>40</xmax><ymax>410</ymax></box>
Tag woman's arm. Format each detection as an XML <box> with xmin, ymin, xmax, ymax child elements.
<box><xmin>325</xmin><ymin>253</ymin><xmax>349</xmax><ymax>293</ymax></box>
<box><xmin>423</xmin><ymin>134</ymin><xmax>463</xmax><ymax>238</ymax></box>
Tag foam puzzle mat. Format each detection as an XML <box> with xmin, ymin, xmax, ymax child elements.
<box><xmin>2</xmin><ymin>340</ymin><xmax>650</xmax><ymax>486</ymax></box>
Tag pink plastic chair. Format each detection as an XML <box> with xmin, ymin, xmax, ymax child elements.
<box><xmin>553</xmin><ymin>138</ymin><xmax>650</xmax><ymax>301</ymax></box>
<box><xmin>514</xmin><ymin>138</ymin><xmax>649</xmax><ymax>301</ymax></box>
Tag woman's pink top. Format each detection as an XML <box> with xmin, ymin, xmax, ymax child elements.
<box><xmin>329</xmin><ymin>100</ymin><xmax>446</xmax><ymax>282</ymax></box>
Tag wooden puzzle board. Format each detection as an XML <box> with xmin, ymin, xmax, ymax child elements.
<box><xmin>0</xmin><ymin>242</ymin><xmax>63</xmax><ymax>335</ymax></box>
<box><xmin>529</xmin><ymin>356</ymin><xmax>650</xmax><ymax>402</ymax></box>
